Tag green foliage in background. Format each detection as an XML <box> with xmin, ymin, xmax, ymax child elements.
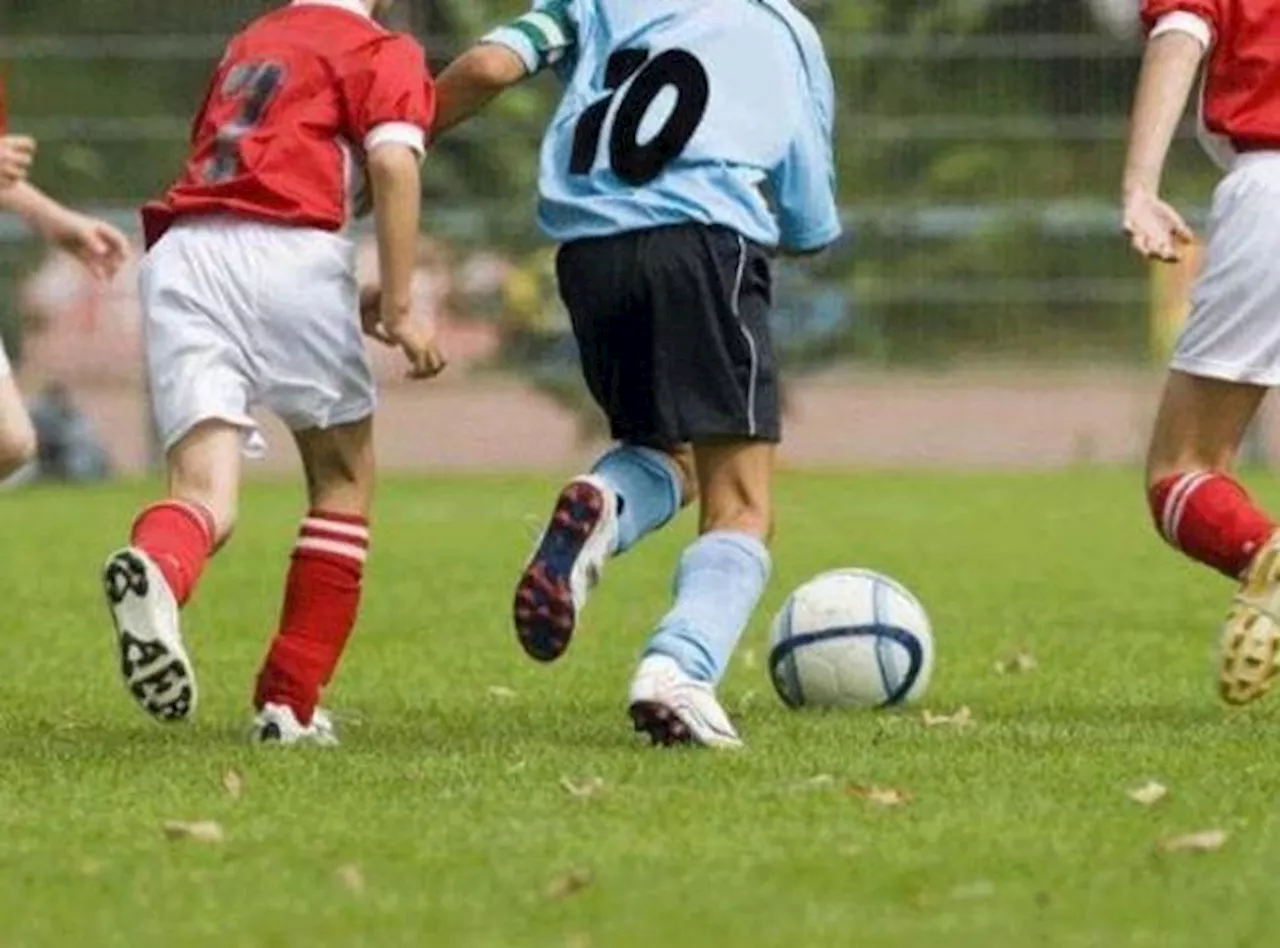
<box><xmin>2</xmin><ymin>0</ymin><xmax>1222</xmax><ymax>363</ymax></box>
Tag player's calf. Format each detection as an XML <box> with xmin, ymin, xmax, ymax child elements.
<box><xmin>254</xmin><ymin>420</ymin><xmax>373</xmax><ymax>728</ymax></box>
<box><xmin>1148</xmin><ymin>471</ymin><xmax>1275</xmax><ymax>579</ymax></box>
<box><xmin>633</xmin><ymin>441</ymin><xmax>774</xmax><ymax>746</ymax></box>
<box><xmin>103</xmin><ymin>422</ymin><xmax>238</xmax><ymax>724</ymax></box>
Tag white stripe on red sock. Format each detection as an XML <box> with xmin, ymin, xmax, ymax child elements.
<box><xmin>1162</xmin><ymin>472</ymin><xmax>1211</xmax><ymax>545</ymax></box>
<box><xmin>301</xmin><ymin>517</ymin><xmax>369</xmax><ymax>543</ymax></box>
<box><xmin>295</xmin><ymin>536</ymin><xmax>368</xmax><ymax>564</ymax></box>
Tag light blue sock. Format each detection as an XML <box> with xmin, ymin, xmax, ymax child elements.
<box><xmin>644</xmin><ymin>531</ymin><xmax>772</xmax><ymax>684</ymax></box>
<box><xmin>591</xmin><ymin>445</ymin><xmax>682</xmax><ymax>555</ymax></box>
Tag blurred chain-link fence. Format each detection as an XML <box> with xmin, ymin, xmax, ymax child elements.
<box><xmin>0</xmin><ymin>0</ymin><xmax>1219</xmax><ymax>472</ymax></box>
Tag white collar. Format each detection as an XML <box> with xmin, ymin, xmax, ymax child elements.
<box><xmin>290</xmin><ymin>0</ymin><xmax>372</xmax><ymax>19</ymax></box>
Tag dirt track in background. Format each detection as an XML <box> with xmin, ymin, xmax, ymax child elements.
<box><xmin>68</xmin><ymin>368</ymin><xmax>1177</xmax><ymax>476</ymax></box>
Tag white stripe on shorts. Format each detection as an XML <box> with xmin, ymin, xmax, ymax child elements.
<box><xmin>730</xmin><ymin>235</ymin><xmax>759</xmax><ymax>438</ymax></box>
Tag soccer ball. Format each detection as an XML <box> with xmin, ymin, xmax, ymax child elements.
<box><xmin>768</xmin><ymin>569</ymin><xmax>934</xmax><ymax>709</ymax></box>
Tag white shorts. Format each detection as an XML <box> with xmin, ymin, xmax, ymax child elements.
<box><xmin>1174</xmin><ymin>152</ymin><xmax>1280</xmax><ymax>386</ymax></box>
<box><xmin>141</xmin><ymin>218</ymin><xmax>374</xmax><ymax>455</ymax></box>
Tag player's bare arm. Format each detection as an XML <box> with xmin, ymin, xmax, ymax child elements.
<box><xmin>1122</xmin><ymin>30</ymin><xmax>1205</xmax><ymax>262</ymax></box>
<box><xmin>0</xmin><ymin>181</ymin><xmax>130</xmax><ymax>280</ymax></box>
<box><xmin>433</xmin><ymin>44</ymin><xmax>528</xmax><ymax>135</ymax></box>
<box><xmin>0</xmin><ymin>134</ymin><xmax>36</xmax><ymax>189</ymax></box>
<box><xmin>366</xmin><ymin>143</ymin><xmax>446</xmax><ymax>379</ymax></box>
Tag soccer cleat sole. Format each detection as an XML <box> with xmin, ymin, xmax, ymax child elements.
<box><xmin>1220</xmin><ymin>608</ymin><xmax>1280</xmax><ymax>706</ymax></box>
<box><xmin>629</xmin><ymin>701</ymin><xmax>693</xmax><ymax>747</ymax></box>
<box><xmin>513</xmin><ymin>480</ymin><xmax>606</xmax><ymax>662</ymax></box>
<box><xmin>103</xmin><ymin>550</ymin><xmax>195</xmax><ymax>723</ymax></box>
<box><xmin>1220</xmin><ymin>541</ymin><xmax>1280</xmax><ymax>706</ymax></box>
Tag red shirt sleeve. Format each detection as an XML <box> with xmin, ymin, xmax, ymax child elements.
<box><xmin>338</xmin><ymin>33</ymin><xmax>436</xmax><ymax>150</ymax></box>
<box><xmin>1140</xmin><ymin>0</ymin><xmax>1220</xmax><ymax>34</ymax></box>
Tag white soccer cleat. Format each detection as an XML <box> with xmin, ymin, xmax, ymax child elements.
<box><xmin>513</xmin><ymin>475</ymin><xmax>619</xmax><ymax>662</ymax></box>
<box><xmin>253</xmin><ymin>703</ymin><xmax>340</xmax><ymax>747</ymax></box>
<box><xmin>102</xmin><ymin>547</ymin><xmax>196</xmax><ymax>723</ymax></box>
<box><xmin>628</xmin><ymin>655</ymin><xmax>743</xmax><ymax>750</ymax></box>
<box><xmin>1221</xmin><ymin>532</ymin><xmax>1280</xmax><ymax>705</ymax></box>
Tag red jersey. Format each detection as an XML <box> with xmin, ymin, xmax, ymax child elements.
<box><xmin>142</xmin><ymin>0</ymin><xmax>435</xmax><ymax>248</ymax></box>
<box><xmin>1142</xmin><ymin>0</ymin><xmax>1280</xmax><ymax>159</ymax></box>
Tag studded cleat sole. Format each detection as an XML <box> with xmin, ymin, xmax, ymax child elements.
<box><xmin>513</xmin><ymin>480</ymin><xmax>609</xmax><ymax>662</ymax></box>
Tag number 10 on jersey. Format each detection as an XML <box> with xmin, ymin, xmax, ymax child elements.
<box><xmin>569</xmin><ymin>48</ymin><xmax>710</xmax><ymax>186</ymax></box>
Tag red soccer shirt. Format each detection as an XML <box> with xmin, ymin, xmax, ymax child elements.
<box><xmin>142</xmin><ymin>0</ymin><xmax>435</xmax><ymax>248</ymax></box>
<box><xmin>1142</xmin><ymin>0</ymin><xmax>1280</xmax><ymax>156</ymax></box>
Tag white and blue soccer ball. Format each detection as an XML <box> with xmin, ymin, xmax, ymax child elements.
<box><xmin>768</xmin><ymin>569</ymin><xmax>934</xmax><ymax>709</ymax></box>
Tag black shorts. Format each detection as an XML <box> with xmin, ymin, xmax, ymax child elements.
<box><xmin>556</xmin><ymin>224</ymin><xmax>780</xmax><ymax>446</ymax></box>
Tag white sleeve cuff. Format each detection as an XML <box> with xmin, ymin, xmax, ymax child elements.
<box><xmin>1150</xmin><ymin>11</ymin><xmax>1213</xmax><ymax>50</ymax></box>
<box><xmin>480</xmin><ymin>27</ymin><xmax>540</xmax><ymax>75</ymax></box>
<box><xmin>364</xmin><ymin>122</ymin><xmax>427</xmax><ymax>158</ymax></box>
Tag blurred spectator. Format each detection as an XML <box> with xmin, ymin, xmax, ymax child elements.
<box><xmin>26</xmin><ymin>382</ymin><xmax>111</xmax><ymax>482</ymax></box>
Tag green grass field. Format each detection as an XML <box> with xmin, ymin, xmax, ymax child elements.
<box><xmin>2</xmin><ymin>470</ymin><xmax>1278</xmax><ymax>947</ymax></box>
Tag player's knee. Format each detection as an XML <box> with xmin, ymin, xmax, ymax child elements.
<box><xmin>0</xmin><ymin>425</ymin><xmax>36</xmax><ymax>479</ymax></box>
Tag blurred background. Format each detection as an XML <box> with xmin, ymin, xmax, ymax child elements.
<box><xmin>0</xmin><ymin>0</ymin><xmax>1229</xmax><ymax>480</ymax></box>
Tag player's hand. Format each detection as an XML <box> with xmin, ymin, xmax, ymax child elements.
<box><xmin>0</xmin><ymin>135</ymin><xmax>36</xmax><ymax>188</ymax></box>
<box><xmin>53</xmin><ymin>213</ymin><xmax>131</xmax><ymax>282</ymax></box>
<box><xmin>386</xmin><ymin>316</ymin><xmax>448</xmax><ymax>380</ymax></box>
<box><xmin>1123</xmin><ymin>187</ymin><xmax>1194</xmax><ymax>262</ymax></box>
<box><xmin>360</xmin><ymin>286</ymin><xmax>447</xmax><ymax>379</ymax></box>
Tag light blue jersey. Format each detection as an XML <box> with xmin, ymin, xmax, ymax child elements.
<box><xmin>483</xmin><ymin>0</ymin><xmax>841</xmax><ymax>253</ymax></box>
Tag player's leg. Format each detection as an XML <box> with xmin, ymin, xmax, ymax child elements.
<box><xmin>252</xmin><ymin>417</ymin><xmax>372</xmax><ymax>745</ymax></box>
<box><xmin>1144</xmin><ymin>156</ymin><xmax>1280</xmax><ymax>704</ymax></box>
<box><xmin>1146</xmin><ymin>371</ymin><xmax>1280</xmax><ymax>704</ymax></box>
<box><xmin>513</xmin><ymin>234</ymin><xmax>697</xmax><ymax>662</ymax></box>
<box><xmin>626</xmin><ymin>225</ymin><xmax>780</xmax><ymax>749</ymax></box>
<box><xmin>0</xmin><ymin>349</ymin><xmax>37</xmax><ymax>480</ymax></box>
<box><xmin>248</xmin><ymin>224</ymin><xmax>377</xmax><ymax>744</ymax></box>
<box><xmin>631</xmin><ymin>439</ymin><xmax>774</xmax><ymax>749</ymax></box>
<box><xmin>103</xmin><ymin>224</ymin><xmax>257</xmax><ymax>723</ymax></box>
<box><xmin>104</xmin><ymin>421</ymin><xmax>240</xmax><ymax>723</ymax></box>
<box><xmin>1146</xmin><ymin>370</ymin><xmax>1271</xmax><ymax>576</ymax></box>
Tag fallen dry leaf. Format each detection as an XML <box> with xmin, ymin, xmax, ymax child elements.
<box><xmin>487</xmin><ymin>686</ymin><xmax>517</xmax><ymax>700</ymax></box>
<box><xmin>221</xmin><ymin>768</ymin><xmax>244</xmax><ymax>801</ymax></box>
<box><xmin>545</xmin><ymin>867</ymin><xmax>594</xmax><ymax>900</ymax></box>
<box><xmin>506</xmin><ymin>759</ymin><xmax>528</xmax><ymax>775</ymax></box>
<box><xmin>994</xmin><ymin>652</ymin><xmax>1038</xmax><ymax>675</ymax></box>
<box><xmin>794</xmin><ymin>774</ymin><xmax>835</xmax><ymax>790</ymax></box>
<box><xmin>559</xmin><ymin>776</ymin><xmax>606</xmax><ymax>800</ymax></box>
<box><xmin>1127</xmin><ymin>781</ymin><xmax>1168</xmax><ymax>807</ymax></box>
<box><xmin>162</xmin><ymin>820</ymin><xmax>224</xmax><ymax>844</ymax></box>
<box><xmin>1159</xmin><ymin>829</ymin><xmax>1228</xmax><ymax>854</ymax></box>
<box><xmin>922</xmin><ymin>707</ymin><xmax>974</xmax><ymax>728</ymax></box>
<box><xmin>335</xmin><ymin>863</ymin><xmax>365</xmax><ymax>894</ymax></box>
<box><xmin>847</xmin><ymin>784</ymin><xmax>913</xmax><ymax>807</ymax></box>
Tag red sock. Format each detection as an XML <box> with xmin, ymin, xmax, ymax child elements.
<box><xmin>130</xmin><ymin>501</ymin><xmax>216</xmax><ymax>606</ymax></box>
<box><xmin>254</xmin><ymin>510</ymin><xmax>368</xmax><ymax>725</ymax></box>
<box><xmin>1149</xmin><ymin>472</ymin><xmax>1276</xmax><ymax>578</ymax></box>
